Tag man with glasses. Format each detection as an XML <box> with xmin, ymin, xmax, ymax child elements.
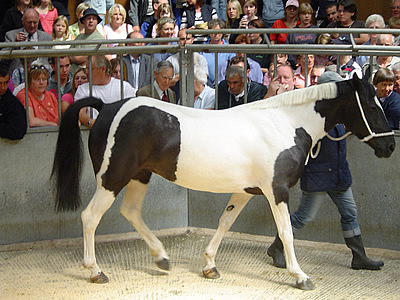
<box><xmin>4</xmin><ymin>8</ymin><xmax>52</xmax><ymax>75</ymax></box>
<box><xmin>137</xmin><ymin>60</ymin><xmax>177</xmax><ymax>104</ymax></box>
<box><xmin>167</xmin><ymin>29</ymin><xmax>208</xmax><ymax>90</ymax></box>
<box><xmin>167</xmin><ymin>29</ymin><xmax>208</xmax><ymax>101</ymax></box>
<box><xmin>362</xmin><ymin>34</ymin><xmax>400</xmax><ymax>82</ymax></box>
<box><xmin>327</xmin><ymin>0</ymin><xmax>368</xmax><ymax>45</ymax></box>
<box><xmin>391</xmin><ymin>0</ymin><xmax>400</xmax><ymax>18</ymax></box>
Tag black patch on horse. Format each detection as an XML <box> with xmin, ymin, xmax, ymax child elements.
<box><xmin>97</xmin><ymin>105</ymin><xmax>181</xmax><ymax>196</ymax></box>
<box><xmin>272</xmin><ymin>127</ymin><xmax>312</xmax><ymax>205</ymax></box>
<box><xmin>244</xmin><ymin>187</ymin><xmax>263</xmax><ymax>195</ymax></box>
<box><xmin>89</xmin><ymin>99</ymin><xmax>130</xmax><ymax>176</ymax></box>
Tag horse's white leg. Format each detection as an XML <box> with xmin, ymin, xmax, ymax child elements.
<box><xmin>81</xmin><ymin>186</ymin><xmax>116</xmax><ymax>283</ymax></box>
<box><xmin>265</xmin><ymin>191</ymin><xmax>314</xmax><ymax>290</ymax></box>
<box><xmin>203</xmin><ymin>193</ymin><xmax>253</xmax><ymax>279</ymax></box>
<box><xmin>120</xmin><ymin>179</ymin><xmax>170</xmax><ymax>271</ymax></box>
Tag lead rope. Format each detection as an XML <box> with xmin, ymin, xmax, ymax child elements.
<box><xmin>305</xmin><ymin>91</ymin><xmax>394</xmax><ymax>165</ymax></box>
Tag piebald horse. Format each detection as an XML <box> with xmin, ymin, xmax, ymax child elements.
<box><xmin>52</xmin><ymin>75</ymin><xmax>395</xmax><ymax>290</ymax></box>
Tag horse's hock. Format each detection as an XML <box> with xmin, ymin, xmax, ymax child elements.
<box><xmin>1</xmin><ymin>228</ymin><xmax>400</xmax><ymax>299</ymax></box>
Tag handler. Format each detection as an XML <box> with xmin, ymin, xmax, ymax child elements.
<box><xmin>267</xmin><ymin>71</ymin><xmax>384</xmax><ymax>271</ymax></box>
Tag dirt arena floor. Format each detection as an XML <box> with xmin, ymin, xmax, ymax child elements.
<box><xmin>1</xmin><ymin>227</ymin><xmax>399</xmax><ymax>300</ymax></box>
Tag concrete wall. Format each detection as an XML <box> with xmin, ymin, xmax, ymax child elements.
<box><xmin>0</xmin><ymin>130</ymin><xmax>188</xmax><ymax>245</ymax></box>
<box><xmin>1</xmin><ymin>131</ymin><xmax>399</xmax><ymax>251</ymax></box>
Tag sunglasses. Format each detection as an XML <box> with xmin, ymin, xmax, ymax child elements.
<box><xmin>30</xmin><ymin>65</ymin><xmax>46</xmax><ymax>70</ymax></box>
<box><xmin>392</xmin><ymin>6</ymin><xmax>400</xmax><ymax>9</ymax></box>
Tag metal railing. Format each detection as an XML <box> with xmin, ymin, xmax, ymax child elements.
<box><xmin>1</xmin><ymin>27</ymin><xmax>400</xmax><ymax>132</ymax></box>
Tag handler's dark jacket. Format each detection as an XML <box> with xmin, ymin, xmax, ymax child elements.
<box><xmin>300</xmin><ymin>124</ymin><xmax>352</xmax><ymax>192</ymax></box>
<box><xmin>0</xmin><ymin>89</ymin><xmax>27</xmax><ymax>140</ymax></box>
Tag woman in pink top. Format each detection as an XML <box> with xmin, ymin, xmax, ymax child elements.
<box><xmin>16</xmin><ymin>65</ymin><xmax>59</xmax><ymax>127</ymax></box>
<box><xmin>270</xmin><ymin>0</ymin><xmax>299</xmax><ymax>44</ymax></box>
<box><xmin>35</xmin><ymin>0</ymin><xmax>58</xmax><ymax>35</ymax></box>
<box><xmin>104</xmin><ymin>4</ymin><xmax>133</xmax><ymax>48</ymax></box>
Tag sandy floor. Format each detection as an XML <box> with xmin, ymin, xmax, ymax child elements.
<box><xmin>1</xmin><ymin>228</ymin><xmax>399</xmax><ymax>300</ymax></box>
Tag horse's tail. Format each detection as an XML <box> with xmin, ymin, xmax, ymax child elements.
<box><xmin>51</xmin><ymin>97</ymin><xmax>104</xmax><ymax>212</ymax></box>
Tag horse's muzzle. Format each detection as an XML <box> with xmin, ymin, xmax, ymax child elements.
<box><xmin>373</xmin><ymin>138</ymin><xmax>396</xmax><ymax>158</ymax></box>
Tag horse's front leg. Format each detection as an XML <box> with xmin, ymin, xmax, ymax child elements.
<box><xmin>203</xmin><ymin>193</ymin><xmax>253</xmax><ymax>279</ymax></box>
<box><xmin>81</xmin><ymin>186</ymin><xmax>116</xmax><ymax>283</ymax></box>
<box><xmin>265</xmin><ymin>188</ymin><xmax>314</xmax><ymax>290</ymax></box>
<box><xmin>120</xmin><ymin>179</ymin><xmax>170</xmax><ymax>271</ymax></box>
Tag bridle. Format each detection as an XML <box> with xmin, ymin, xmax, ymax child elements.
<box><xmin>306</xmin><ymin>90</ymin><xmax>394</xmax><ymax>164</ymax></box>
<box><xmin>353</xmin><ymin>91</ymin><xmax>394</xmax><ymax>142</ymax></box>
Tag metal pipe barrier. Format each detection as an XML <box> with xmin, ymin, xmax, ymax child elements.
<box><xmin>1</xmin><ymin>28</ymin><xmax>400</xmax><ymax>132</ymax></box>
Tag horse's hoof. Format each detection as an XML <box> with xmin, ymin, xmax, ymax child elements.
<box><xmin>295</xmin><ymin>278</ymin><xmax>315</xmax><ymax>290</ymax></box>
<box><xmin>156</xmin><ymin>258</ymin><xmax>170</xmax><ymax>271</ymax></box>
<box><xmin>90</xmin><ymin>272</ymin><xmax>109</xmax><ymax>284</ymax></box>
<box><xmin>203</xmin><ymin>267</ymin><xmax>220</xmax><ymax>279</ymax></box>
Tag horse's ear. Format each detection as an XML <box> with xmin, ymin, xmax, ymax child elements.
<box><xmin>351</xmin><ymin>73</ymin><xmax>362</xmax><ymax>88</ymax></box>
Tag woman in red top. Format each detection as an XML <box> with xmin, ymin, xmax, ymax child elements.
<box><xmin>270</xmin><ymin>0</ymin><xmax>299</xmax><ymax>44</ymax></box>
<box><xmin>17</xmin><ymin>65</ymin><xmax>58</xmax><ymax>127</ymax></box>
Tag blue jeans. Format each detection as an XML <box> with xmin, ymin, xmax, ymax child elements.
<box><xmin>290</xmin><ymin>188</ymin><xmax>361</xmax><ymax>238</ymax></box>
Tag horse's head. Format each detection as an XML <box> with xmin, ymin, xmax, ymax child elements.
<box><xmin>344</xmin><ymin>75</ymin><xmax>395</xmax><ymax>158</ymax></box>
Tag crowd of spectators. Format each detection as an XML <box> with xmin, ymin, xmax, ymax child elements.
<box><xmin>1</xmin><ymin>0</ymin><xmax>400</xmax><ymax>137</ymax></box>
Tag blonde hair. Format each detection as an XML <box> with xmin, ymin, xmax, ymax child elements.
<box><xmin>17</xmin><ymin>0</ymin><xmax>34</xmax><ymax>10</ymax></box>
<box><xmin>225</xmin><ymin>0</ymin><xmax>242</xmax><ymax>28</ymax></box>
<box><xmin>298</xmin><ymin>2</ymin><xmax>313</xmax><ymax>14</ymax></box>
<box><xmin>76</xmin><ymin>2</ymin><xmax>91</xmax><ymax>18</ymax></box>
<box><xmin>315</xmin><ymin>33</ymin><xmax>333</xmax><ymax>45</ymax></box>
<box><xmin>52</xmin><ymin>15</ymin><xmax>69</xmax><ymax>40</ymax></box>
<box><xmin>388</xmin><ymin>16</ymin><xmax>400</xmax><ymax>29</ymax></box>
<box><xmin>108</xmin><ymin>3</ymin><xmax>127</xmax><ymax>23</ymax></box>
<box><xmin>156</xmin><ymin>17</ymin><xmax>175</xmax><ymax>35</ymax></box>
<box><xmin>36</xmin><ymin>0</ymin><xmax>54</xmax><ymax>11</ymax></box>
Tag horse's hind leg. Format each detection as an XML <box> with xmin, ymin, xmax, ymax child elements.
<box><xmin>81</xmin><ymin>186</ymin><xmax>116</xmax><ymax>283</ymax></box>
<box><xmin>203</xmin><ymin>193</ymin><xmax>252</xmax><ymax>279</ymax></box>
<box><xmin>120</xmin><ymin>179</ymin><xmax>170</xmax><ymax>271</ymax></box>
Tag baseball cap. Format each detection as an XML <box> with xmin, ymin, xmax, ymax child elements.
<box><xmin>285</xmin><ymin>0</ymin><xmax>299</xmax><ymax>8</ymax></box>
<box><xmin>317</xmin><ymin>71</ymin><xmax>344</xmax><ymax>84</ymax></box>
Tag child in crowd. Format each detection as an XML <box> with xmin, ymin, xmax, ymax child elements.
<box><xmin>61</xmin><ymin>67</ymin><xmax>88</xmax><ymax>115</ymax></box>
<box><xmin>35</xmin><ymin>0</ymin><xmax>58</xmax><ymax>35</ymax></box>
<box><xmin>52</xmin><ymin>15</ymin><xmax>71</xmax><ymax>49</ymax></box>
<box><xmin>110</xmin><ymin>57</ymin><xmax>127</xmax><ymax>81</ymax></box>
